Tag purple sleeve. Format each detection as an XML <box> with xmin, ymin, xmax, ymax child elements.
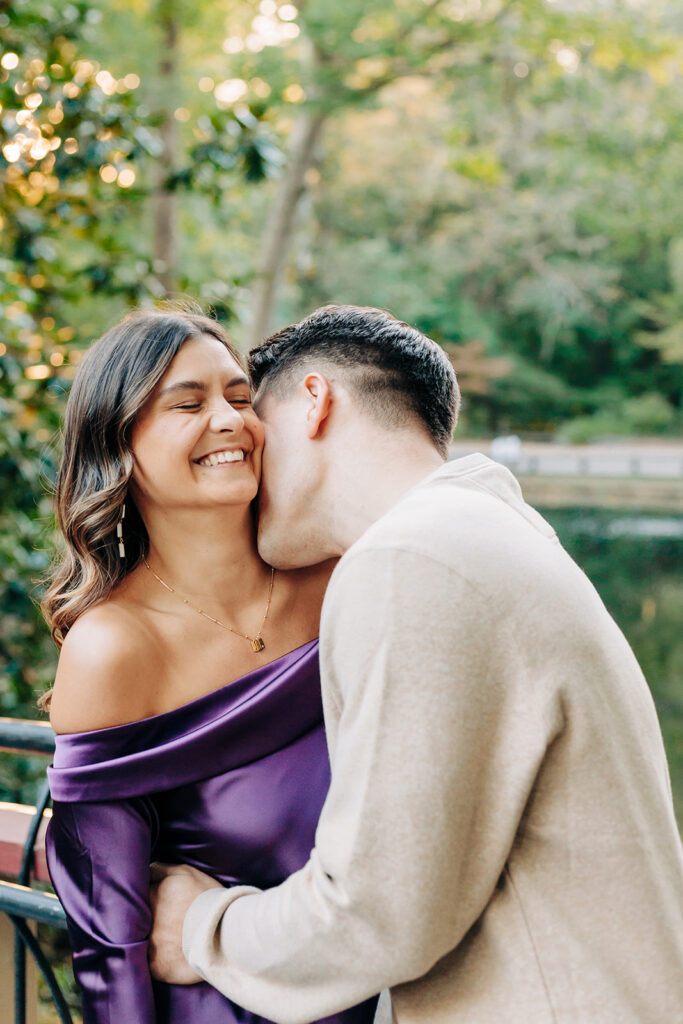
<box><xmin>46</xmin><ymin>798</ymin><xmax>157</xmax><ymax>1024</ymax></box>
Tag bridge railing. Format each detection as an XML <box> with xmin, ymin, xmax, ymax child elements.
<box><xmin>0</xmin><ymin>718</ymin><xmax>73</xmax><ymax>1024</ymax></box>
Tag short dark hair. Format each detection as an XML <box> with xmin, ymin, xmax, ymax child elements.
<box><xmin>248</xmin><ymin>305</ymin><xmax>459</xmax><ymax>457</ymax></box>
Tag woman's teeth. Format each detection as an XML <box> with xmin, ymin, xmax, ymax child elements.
<box><xmin>198</xmin><ymin>450</ymin><xmax>245</xmax><ymax>467</ymax></box>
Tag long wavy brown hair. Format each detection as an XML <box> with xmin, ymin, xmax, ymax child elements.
<box><xmin>39</xmin><ymin>306</ymin><xmax>241</xmax><ymax>709</ymax></box>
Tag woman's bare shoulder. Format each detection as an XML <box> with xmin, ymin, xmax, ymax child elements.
<box><xmin>49</xmin><ymin>601</ymin><xmax>164</xmax><ymax>735</ymax></box>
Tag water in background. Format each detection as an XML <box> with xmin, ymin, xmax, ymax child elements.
<box><xmin>543</xmin><ymin>508</ymin><xmax>683</xmax><ymax>827</ymax></box>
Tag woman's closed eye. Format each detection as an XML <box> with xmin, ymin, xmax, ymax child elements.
<box><xmin>172</xmin><ymin>391</ymin><xmax>251</xmax><ymax>411</ymax></box>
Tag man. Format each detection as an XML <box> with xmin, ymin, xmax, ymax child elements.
<box><xmin>150</xmin><ymin>305</ymin><xmax>683</xmax><ymax>1023</ymax></box>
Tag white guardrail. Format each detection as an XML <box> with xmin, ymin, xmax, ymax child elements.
<box><xmin>450</xmin><ymin>438</ymin><xmax>683</xmax><ymax>480</ymax></box>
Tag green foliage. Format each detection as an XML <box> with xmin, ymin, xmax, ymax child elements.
<box><xmin>559</xmin><ymin>393</ymin><xmax>678</xmax><ymax>444</ymax></box>
<box><xmin>289</xmin><ymin>0</ymin><xmax>683</xmax><ymax>433</ymax></box>
<box><xmin>636</xmin><ymin>238</ymin><xmax>683</xmax><ymax>365</ymax></box>
<box><xmin>546</xmin><ymin>509</ymin><xmax>683</xmax><ymax>825</ymax></box>
<box><xmin>0</xmin><ymin>2</ymin><xmax>148</xmax><ymax>723</ymax></box>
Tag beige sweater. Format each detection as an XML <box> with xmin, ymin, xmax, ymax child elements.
<box><xmin>184</xmin><ymin>455</ymin><xmax>683</xmax><ymax>1023</ymax></box>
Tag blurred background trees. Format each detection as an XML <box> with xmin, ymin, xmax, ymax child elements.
<box><xmin>1</xmin><ymin>0</ymin><xmax>681</xmax><ymax>811</ymax></box>
<box><xmin>3</xmin><ymin>1</ymin><xmax>682</xmax><ymax>439</ymax></box>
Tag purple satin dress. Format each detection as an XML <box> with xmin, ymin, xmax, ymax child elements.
<box><xmin>46</xmin><ymin>640</ymin><xmax>378</xmax><ymax>1024</ymax></box>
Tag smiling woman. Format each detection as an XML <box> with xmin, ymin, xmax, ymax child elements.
<box><xmin>37</xmin><ymin>303</ymin><xmax>370</xmax><ymax>1024</ymax></box>
<box><xmin>129</xmin><ymin>332</ymin><xmax>264</xmax><ymax>520</ymax></box>
<box><xmin>40</xmin><ymin>307</ymin><xmax>246</xmax><ymax>657</ymax></box>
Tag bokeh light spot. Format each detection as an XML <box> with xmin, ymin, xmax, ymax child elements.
<box><xmin>117</xmin><ymin>168</ymin><xmax>136</xmax><ymax>188</ymax></box>
<box><xmin>283</xmin><ymin>83</ymin><xmax>305</xmax><ymax>103</ymax></box>
<box><xmin>215</xmin><ymin>79</ymin><xmax>248</xmax><ymax>106</ymax></box>
<box><xmin>99</xmin><ymin>164</ymin><xmax>117</xmax><ymax>183</ymax></box>
<box><xmin>25</xmin><ymin>364</ymin><xmax>51</xmax><ymax>380</ymax></box>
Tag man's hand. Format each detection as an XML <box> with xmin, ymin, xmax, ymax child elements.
<box><xmin>149</xmin><ymin>862</ymin><xmax>223</xmax><ymax>984</ymax></box>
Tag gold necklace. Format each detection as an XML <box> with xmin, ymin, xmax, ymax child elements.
<box><xmin>143</xmin><ymin>558</ymin><xmax>275</xmax><ymax>653</ymax></box>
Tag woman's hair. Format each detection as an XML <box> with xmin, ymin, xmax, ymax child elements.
<box><xmin>39</xmin><ymin>306</ymin><xmax>241</xmax><ymax>706</ymax></box>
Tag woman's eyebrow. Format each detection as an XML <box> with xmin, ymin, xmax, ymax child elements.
<box><xmin>158</xmin><ymin>380</ymin><xmax>207</xmax><ymax>398</ymax></box>
<box><xmin>158</xmin><ymin>375</ymin><xmax>249</xmax><ymax>398</ymax></box>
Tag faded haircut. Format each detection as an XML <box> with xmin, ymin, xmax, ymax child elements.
<box><xmin>248</xmin><ymin>305</ymin><xmax>459</xmax><ymax>457</ymax></box>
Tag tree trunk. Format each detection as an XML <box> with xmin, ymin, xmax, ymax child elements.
<box><xmin>154</xmin><ymin>0</ymin><xmax>179</xmax><ymax>296</ymax></box>
<box><xmin>246</xmin><ymin>111</ymin><xmax>326</xmax><ymax>350</ymax></box>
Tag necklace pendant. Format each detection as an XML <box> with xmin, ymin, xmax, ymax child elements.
<box><xmin>250</xmin><ymin>636</ymin><xmax>266</xmax><ymax>653</ymax></box>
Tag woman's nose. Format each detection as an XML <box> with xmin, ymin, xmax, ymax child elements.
<box><xmin>209</xmin><ymin>399</ymin><xmax>244</xmax><ymax>432</ymax></box>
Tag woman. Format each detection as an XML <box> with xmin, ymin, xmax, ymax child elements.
<box><xmin>43</xmin><ymin>307</ymin><xmax>378</xmax><ymax>1024</ymax></box>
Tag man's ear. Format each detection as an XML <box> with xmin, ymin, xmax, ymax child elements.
<box><xmin>302</xmin><ymin>373</ymin><xmax>332</xmax><ymax>439</ymax></box>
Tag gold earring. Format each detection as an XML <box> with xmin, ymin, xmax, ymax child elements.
<box><xmin>116</xmin><ymin>503</ymin><xmax>126</xmax><ymax>559</ymax></box>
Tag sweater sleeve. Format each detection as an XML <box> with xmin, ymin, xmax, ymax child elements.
<box><xmin>46</xmin><ymin>797</ymin><xmax>157</xmax><ymax>1024</ymax></box>
<box><xmin>183</xmin><ymin>547</ymin><xmax>562</xmax><ymax>1024</ymax></box>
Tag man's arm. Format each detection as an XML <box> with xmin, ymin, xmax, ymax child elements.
<box><xmin>180</xmin><ymin>547</ymin><xmax>562</xmax><ymax>1023</ymax></box>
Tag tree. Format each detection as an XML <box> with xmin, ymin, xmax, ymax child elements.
<box><xmin>283</xmin><ymin>0</ymin><xmax>683</xmax><ymax>434</ymax></box>
<box><xmin>242</xmin><ymin>0</ymin><xmax>527</xmax><ymax>346</ymax></box>
<box><xmin>637</xmin><ymin>238</ymin><xmax>683</xmax><ymax>367</ymax></box>
<box><xmin>154</xmin><ymin>0</ymin><xmax>182</xmax><ymax>295</ymax></box>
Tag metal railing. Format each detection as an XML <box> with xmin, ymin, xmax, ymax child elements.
<box><xmin>0</xmin><ymin>717</ymin><xmax>73</xmax><ymax>1024</ymax></box>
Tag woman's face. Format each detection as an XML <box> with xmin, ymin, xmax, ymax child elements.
<box><xmin>130</xmin><ymin>333</ymin><xmax>264</xmax><ymax>516</ymax></box>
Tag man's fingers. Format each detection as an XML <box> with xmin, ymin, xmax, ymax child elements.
<box><xmin>146</xmin><ymin>861</ymin><xmax>219</xmax><ymax>985</ymax></box>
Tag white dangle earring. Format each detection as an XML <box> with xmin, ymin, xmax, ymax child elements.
<box><xmin>116</xmin><ymin>503</ymin><xmax>126</xmax><ymax>559</ymax></box>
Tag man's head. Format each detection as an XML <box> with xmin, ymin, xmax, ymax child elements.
<box><xmin>249</xmin><ymin>304</ymin><xmax>459</xmax><ymax>566</ymax></box>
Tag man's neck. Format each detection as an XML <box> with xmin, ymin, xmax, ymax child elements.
<box><xmin>325</xmin><ymin>434</ymin><xmax>445</xmax><ymax>554</ymax></box>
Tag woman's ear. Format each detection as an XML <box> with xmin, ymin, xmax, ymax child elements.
<box><xmin>302</xmin><ymin>373</ymin><xmax>332</xmax><ymax>439</ymax></box>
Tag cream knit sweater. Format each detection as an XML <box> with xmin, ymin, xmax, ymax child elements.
<box><xmin>184</xmin><ymin>455</ymin><xmax>683</xmax><ymax>1023</ymax></box>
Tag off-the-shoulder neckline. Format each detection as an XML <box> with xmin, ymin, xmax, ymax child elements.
<box><xmin>52</xmin><ymin>638</ymin><xmax>319</xmax><ymax>741</ymax></box>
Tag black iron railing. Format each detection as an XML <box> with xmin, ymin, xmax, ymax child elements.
<box><xmin>0</xmin><ymin>717</ymin><xmax>73</xmax><ymax>1024</ymax></box>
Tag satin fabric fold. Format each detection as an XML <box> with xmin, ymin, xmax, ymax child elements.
<box><xmin>46</xmin><ymin>640</ymin><xmax>378</xmax><ymax>1024</ymax></box>
<box><xmin>48</xmin><ymin>640</ymin><xmax>323</xmax><ymax>800</ymax></box>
